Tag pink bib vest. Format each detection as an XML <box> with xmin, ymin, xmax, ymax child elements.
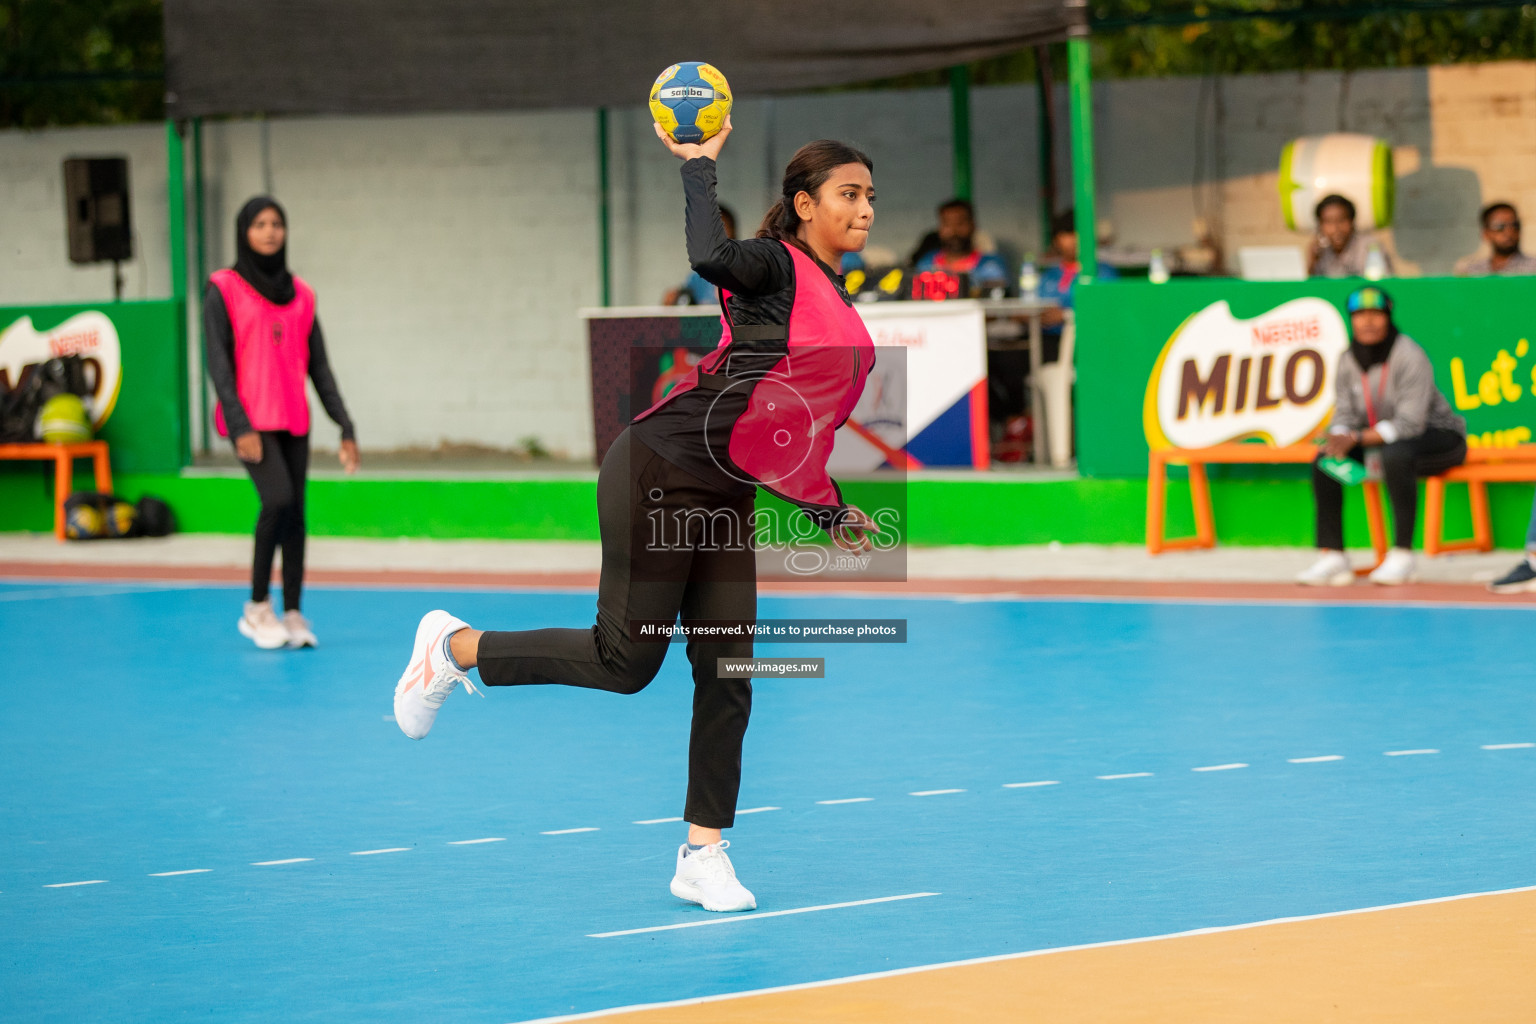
<box><xmin>633</xmin><ymin>241</ymin><xmax>873</xmax><ymax>510</ymax></box>
<box><xmin>211</xmin><ymin>269</ymin><xmax>316</xmax><ymax>437</ymax></box>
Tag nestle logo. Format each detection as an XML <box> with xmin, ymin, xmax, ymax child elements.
<box><xmin>1251</xmin><ymin>318</ymin><xmax>1320</xmax><ymax>347</ymax></box>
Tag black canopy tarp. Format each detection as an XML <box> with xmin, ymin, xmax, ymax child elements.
<box><xmin>164</xmin><ymin>0</ymin><xmax>1078</xmax><ymax>118</ymax></box>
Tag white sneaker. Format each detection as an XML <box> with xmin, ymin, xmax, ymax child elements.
<box><xmin>670</xmin><ymin>840</ymin><xmax>757</xmax><ymax>913</ymax></box>
<box><xmin>393</xmin><ymin>610</ymin><xmax>479</xmax><ymax>740</ymax></box>
<box><xmin>238</xmin><ymin>600</ymin><xmax>291</xmax><ymax>649</ymax></box>
<box><xmin>283</xmin><ymin>610</ymin><xmax>318</xmax><ymax>648</ymax></box>
<box><xmin>1297</xmin><ymin>551</ymin><xmax>1353</xmax><ymax>587</ymax></box>
<box><xmin>1368</xmin><ymin>547</ymin><xmax>1417</xmax><ymax>586</ymax></box>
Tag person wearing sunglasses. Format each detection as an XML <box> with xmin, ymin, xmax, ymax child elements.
<box><xmin>1298</xmin><ymin>286</ymin><xmax>1467</xmax><ymax>587</ymax></box>
<box><xmin>1455</xmin><ymin>203</ymin><xmax>1536</xmax><ymax>276</ymax></box>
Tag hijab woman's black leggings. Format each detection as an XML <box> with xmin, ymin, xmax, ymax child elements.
<box><xmin>240</xmin><ymin>430</ymin><xmax>309</xmax><ymax>611</ymax></box>
<box><xmin>475</xmin><ymin>427</ymin><xmax>756</xmax><ymax>830</ymax></box>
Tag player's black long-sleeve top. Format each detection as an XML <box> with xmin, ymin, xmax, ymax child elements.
<box><xmin>202</xmin><ymin>284</ymin><xmax>356</xmax><ymax>441</ymax></box>
<box><xmin>629</xmin><ymin>157</ymin><xmax>853</xmax><ymax>497</ymax></box>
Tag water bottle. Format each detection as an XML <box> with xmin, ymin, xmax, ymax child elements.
<box><xmin>1018</xmin><ymin>254</ymin><xmax>1039</xmax><ymax>301</ymax></box>
<box><xmin>1148</xmin><ymin>248</ymin><xmax>1170</xmax><ymax>284</ymax></box>
<box><xmin>1364</xmin><ymin>244</ymin><xmax>1387</xmax><ymax>281</ymax></box>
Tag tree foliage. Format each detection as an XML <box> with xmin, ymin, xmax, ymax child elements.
<box><xmin>0</xmin><ymin>0</ymin><xmax>162</xmax><ymax>129</ymax></box>
<box><xmin>1093</xmin><ymin>1</ymin><xmax>1536</xmax><ymax>77</ymax></box>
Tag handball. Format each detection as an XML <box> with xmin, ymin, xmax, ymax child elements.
<box><xmin>38</xmin><ymin>393</ymin><xmax>92</xmax><ymax>443</ymax></box>
<box><xmin>650</xmin><ymin>62</ymin><xmax>732</xmax><ymax>145</ymax></box>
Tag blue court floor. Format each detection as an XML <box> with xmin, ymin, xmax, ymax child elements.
<box><xmin>1</xmin><ymin>580</ymin><xmax>1533</xmax><ymax>1022</ymax></box>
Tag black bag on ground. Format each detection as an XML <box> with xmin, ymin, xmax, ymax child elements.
<box><xmin>134</xmin><ymin>495</ymin><xmax>177</xmax><ymax>537</ymax></box>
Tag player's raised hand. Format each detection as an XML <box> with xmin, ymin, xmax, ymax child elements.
<box><xmin>655</xmin><ymin>115</ymin><xmax>732</xmax><ymax>162</ymax></box>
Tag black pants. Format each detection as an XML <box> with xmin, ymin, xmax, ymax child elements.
<box><xmin>477</xmin><ymin>428</ymin><xmax>756</xmax><ymax>830</ymax></box>
<box><xmin>1313</xmin><ymin>427</ymin><xmax>1467</xmax><ymax>550</ymax></box>
<box><xmin>239</xmin><ymin>430</ymin><xmax>309</xmax><ymax>611</ymax></box>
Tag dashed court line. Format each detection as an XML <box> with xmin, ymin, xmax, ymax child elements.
<box><xmin>18</xmin><ymin>741</ymin><xmax>1532</xmax><ymax>894</ymax></box>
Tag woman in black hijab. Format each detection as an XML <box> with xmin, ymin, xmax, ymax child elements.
<box><xmin>204</xmin><ymin>196</ymin><xmax>359</xmax><ymax>650</ymax></box>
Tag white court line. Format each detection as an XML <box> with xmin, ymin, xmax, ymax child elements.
<box><xmin>1289</xmin><ymin>755</ymin><xmax>1344</xmax><ymax>763</ymax></box>
<box><xmin>149</xmin><ymin>869</ymin><xmax>211</xmax><ymax>876</ymax></box>
<box><xmin>816</xmin><ymin>797</ymin><xmax>874</xmax><ymax>804</ymax></box>
<box><xmin>1192</xmin><ymin>763</ymin><xmax>1248</xmax><ymax>772</ymax></box>
<box><xmin>44</xmin><ymin>880</ymin><xmax>105</xmax><ymax>888</ymax></box>
<box><xmin>1483</xmin><ymin>742</ymin><xmax>1534</xmax><ymax>750</ymax></box>
<box><xmin>351</xmin><ymin>847</ymin><xmax>410</xmax><ymax>856</ymax></box>
<box><xmin>1385</xmin><ymin>749</ymin><xmax>1440</xmax><ymax>756</ymax></box>
<box><xmin>0</xmin><ymin>583</ymin><xmax>192</xmax><ymax>602</ymax></box>
<box><xmin>448</xmin><ymin>837</ymin><xmax>506</xmax><ymax>845</ymax></box>
<box><xmin>251</xmin><ymin>858</ymin><xmax>312</xmax><ymax>866</ymax></box>
<box><xmin>1003</xmin><ymin>781</ymin><xmax>1060</xmax><ymax>788</ymax></box>
<box><xmin>910</xmin><ymin>789</ymin><xmax>964</xmax><ymax>796</ymax></box>
<box><xmin>736</xmin><ymin>806</ymin><xmax>780</xmax><ymax>814</ymax></box>
<box><xmin>1097</xmin><ymin>772</ymin><xmax>1153</xmax><ymax>780</ymax></box>
<box><xmin>589</xmin><ymin>892</ymin><xmax>940</xmax><ymax>938</ymax></box>
<box><xmin>541</xmin><ymin>828</ymin><xmax>599</xmax><ymax>835</ymax></box>
<box><xmin>522</xmin><ymin>883</ymin><xmax>1536</xmax><ymax>1023</ymax></box>
<box><xmin>632</xmin><ymin>817</ymin><xmax>684</xmax><ymax>825</ymax></box>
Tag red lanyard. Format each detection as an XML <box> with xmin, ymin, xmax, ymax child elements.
<box><xmin>1360</xmin><ymin>361</ymin><xmax>1389</xmax><ymax>427</ymax></box>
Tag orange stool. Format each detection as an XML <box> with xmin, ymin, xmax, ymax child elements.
<box><xmin>1422</xmin><ymin>444</ymin><xmax>1536</xmax><ymax>556</ymax></box>
<box><xmin>0</xmin><ymin>440</ymin><xmax>114</xmax><ymax>541</ymax></box>
<box><xmin>1147</xmin><ymin>442</ymin><xmax>1388</xmax><ymax>571</ymax></box>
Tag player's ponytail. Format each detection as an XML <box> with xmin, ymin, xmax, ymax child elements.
<box><xmin>757</xmin><ymin>140</ymin><xmax>874</xmax><ymax>247</ymax></box>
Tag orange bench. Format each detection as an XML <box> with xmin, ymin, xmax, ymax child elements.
<box><xmin>1423</xmin><ymin>444</ymin><xmax>1536</xmax><ymax>556</ymax></box>
<box><xmin>0</xmin><ymin>440</ymin><xmax>114</xmax><ymax>541</ymax></box>
<box><xmin>1147</xmin><ymin>441</ymin><xmax>1388</xmax><ymax>567</ymax></box>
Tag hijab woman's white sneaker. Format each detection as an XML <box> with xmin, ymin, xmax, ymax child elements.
<box><xmin>1297</xmin><ymin>551</ymin><xmax>1354</xmax><ymax>586</ymax></box>
<box><xmin>238</xmin><ymin>599</ymin><xmax>291</xmax><ymax>649</ymax></box>
<box><xmin>393</xmin><ymin>610</ymin><xmax>479</xmax><ymax>740</ymax></box>
<box><xmin>283</xmin><ymin>610</ymin><xmax>318</xmax><ymax>648</ymax></box>
<box><xmin>1368</xmin><ymin>547</ymin><xmax>1417</xmax><ymax>585</ymax></box>
<box><xmin>670</xmin><ymin>840</ymin><xmax>756</xmax><ymax>912</ymax></box>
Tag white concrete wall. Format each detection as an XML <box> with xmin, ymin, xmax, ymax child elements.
<box><xmin>3</xmin><ymin>62</ymin><xmax>1532</xmax><ymax>457</ymax></box>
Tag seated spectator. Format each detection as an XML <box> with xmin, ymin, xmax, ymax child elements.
<box><xmin>1488</xmin><ymin>490</ymin><xmax>1536</xmax><ymax>593</ymax></box>
<box><xmin>1307</xmin><ymin>194</ymin><xmax>1391</xmax><ymax>278</ymax></box>
<box><xmin>1037</xmin><ymin>209</ymin><xmax>1118</xmax><ymax>363</ymax></box>
<box><xmin>663</xmin><ymin>205</ymin><xmax>735</xmax><ymax>305</ymax></box>
<box><xmin>1298</xmin><ymin>286</ymin><xmax>1467</xmax><ymax>587</ymax></box>
<box><xmin>912</xmin><ymin>198</ymin><xmax>1008</xmax><ymax>297</ymax></box>
<box><xmin>1454</xmin><ymin>202</ymin><xmax>1536</xmax><ymax>276</ymax></box>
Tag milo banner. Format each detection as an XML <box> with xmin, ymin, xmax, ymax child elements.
<box><xmin>0</xmin><ymin>311</ymin><xmax>124</xmax><ymax>429</ymax></box>
<box><xmin>0</xmin><ymin>301</ymin><xmax>186</xmax><ymax>473</ymax></box>
<box><xmin>1077</xmin><ymin>277</ymin><xmax>1536</xmax><ymax>477</ymax></box>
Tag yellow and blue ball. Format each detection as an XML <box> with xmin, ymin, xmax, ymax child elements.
<box><xmin>64</xmin><ymin>503</ymin><xmax>103</xmax><ymax>540</ymax></box>
<box><xmin>650</xmin><ymin>62</ymin><xmax>732</xmax><ymax>145</ymax></box>
<box><xmin>38</xmin><ymin>393</ymin><xmax>92</xmax><ymax>444</ymax></box>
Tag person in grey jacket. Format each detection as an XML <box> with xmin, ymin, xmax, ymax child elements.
<box><xmin>1298</xmin><ymin>286</ymin><xmax>1467</xmax><ymax>586</ymax></box>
